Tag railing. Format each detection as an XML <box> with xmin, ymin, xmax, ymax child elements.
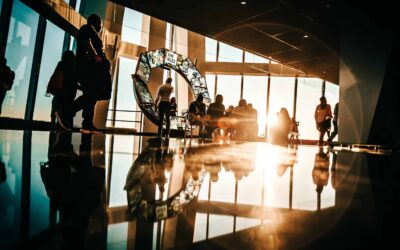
<box><xmin>107</xmin><ymin>109</ymin><xmax>144</xmax><ymax>133</ymax></box>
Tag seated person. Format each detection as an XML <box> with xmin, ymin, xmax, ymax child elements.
<box><xmin>232</xmin><ymin>99</ymin><xmax>248</xmax><ymax>141</ymax></box>
<box><xmin>188</xmin><ymin>95</ymin><xmax>209</xmax><ymax>134</ymax></box>
<box><xmin>206</xmin><ymin>94</ymin><xmax>225</xmax><ymax>135</ymax></box>
<box><xmin>270</xmin><ymin>107</ymin><xmax>292</xmax><ymax>145</ymax></box>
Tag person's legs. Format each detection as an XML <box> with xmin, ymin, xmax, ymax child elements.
<box><xmin>81</xmin><ymin>93</ymin><xmax>97</xmax><ymax>130</ymax></box>
<box><xmin>0</xmin><ymin>89</ymin><xmax>7</xmax><ymax>115</ymax></box>
<box><xmin>165</xmin><ymin>105</ymin><xmax>171</xmax><ymax>137</ymax></box>
<box><xmin>158</xmin><ymin>104</ymin><xmax>165</xmax><ymax>136</ymax></box>
<box><xmin>328</xmin><ymin>120</ymin><xmax>338</xmax><ymax>142</ymax></box>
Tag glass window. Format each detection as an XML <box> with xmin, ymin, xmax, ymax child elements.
<box><xmin>33</xmin><ymin>21</ymin><xmax>65</xmax><ymax>121</ymax></box>
<box><xmin>268</xmin><ymin>77</ymin><xmax>295</xmax><ymax>134</ymax></box>
<box><xmin>193</xmin><ymin>213</ymin><xmax>207</xmax><ymax>242</ymax></box>
<box><xmin>243</xmin><ymin>76</ymin><xmax>268</xmax><ymax>136</ymax></box>
<box><xmin>2</xmin><ymin>0</ymin><xmax>39</xmax><ymax>118</ymax></box>
<box><xmin>216</xmin><ymin>75</ymin><xmax>241</xmax><ymax>107</ymax></box>
<box><xmin>107</xmin><ymin>222</ymin><xmax>128</xmax><ymax>249</ymax></box>
<box><xmin>114</xmin><ymin>57</ymin><xmax>139</xmax><ymax>129</ymax></box>
<box><xmin>30</xmin><ymin>132</ymin><xmax>50</xmax><ymax>237</ymax></box>
<box><xmin>165</xmin><ymin>22</ymin><xmax>171</xmax><ymax>49</ymax></box>
<box><xmin>0</xmin><ymin>0</ymin><xmax>3</xmax><ymax>15</ymax></box>
<box><xmin>218</xmin><ymin>42</ymin><xmax>243</xmax><ymax>62</ymax></box>
<box><xmin>325</xmin><ymin>82</ymin><xmax>339</xmax><ymax>141</ymax></box>
<box><xmin>205</xmin><ymin>37</ymin><xmax>217</xmax><ymax>62</ymax></box>
<box><xmin>296</xmin><ymin>77</ymin><xmax>323</xmax><ymax>140</ymax></box>
<box><xmin>208</xmin><ymin>214</ymin><xmax>234</xmax><ymax>238</ymax></box>
<box><xmin>205</xmin><ymin>73</ymin><xmax>216</xmax><ymax>102</ymax></box>
<box><xmin>121</xmin><ymin>7</ymin><xmax>143</xmax><ymax>45</ymax></box>
<box><xmin>244</xmin><ymin>51</ymin><xmax>268</xmax><ymax>63</ymax></box>
<box><xmin>0</xmin><ymin>130</ymin><xmax>23</xmax><ymax>249</ymax></box>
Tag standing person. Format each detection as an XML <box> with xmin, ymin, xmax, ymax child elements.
<box><xmin>48</xmin><ymin>50</ymin><xmax>79</xmax><ymax>130</ymax></box>
<box><xmin>76</xmin><ymin>14</ymin><xmax>111</xmax><ymax>133</ymax></box>
<box><xmin>0</xmin><ymin>54</ymin><xmax>15</xmax><ymax>115</ymax></box>
<box><xmin>155</xmin><ymin>77</ymin><xmax>174</xmax><ymax>137</ymax></box>
<box><xmin>328</xmin><ymin>102</ymin><xmax>339</xmax><ymax>142</ymax></box>
<box><xmin>247</xmin><ymin>103</ymin><xmax>258</xmax><ymax>140</ymax></box>
<box><xmin>314</xmin><ymin>96</ymin><xmax>332</xmax><ymax>146</ymax></box>
<box><xmin>170</xmin><ymin>97</ymin><xmax>177</xmax><ymax>117</ymax></box>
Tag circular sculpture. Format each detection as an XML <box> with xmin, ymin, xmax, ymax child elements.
<box><xmin>132</xmin><ymin>48</ymin><xmax>211</xmax><ymax>125</ymax></box>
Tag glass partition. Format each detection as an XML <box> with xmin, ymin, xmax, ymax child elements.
<box><xmin>2</xmin><ymin>0</ymin><xmax>39</xmax><ymax>118</ymax></box>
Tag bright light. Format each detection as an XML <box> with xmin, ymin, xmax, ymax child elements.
<box><xmin>267</xmin><ymin>113</ymin><xmax>278</xmax><ymax>127</ymax></box>
<box><xmin>241</xmin><ymin>1</ymin><xmax>247</xmax><ymax>4</ymax></box>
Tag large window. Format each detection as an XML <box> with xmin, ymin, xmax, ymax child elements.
<box><xmin>244</xmin><ymin>51</ymin><xmax>268</xmax><ymax>63</ymax></box>
<box><xmin>110</xmin><ymin>57</ymin><xmax>139</xmax><ymax>129</ymax></box>
<box><xmin>268</xmin><ymin>77</ymin><xmax>295</xmax><ymax>134</ymax></box>
<box><xmin>33</xmin><ymin>21</ymin><xmax>65</xmax><ymax>121</ymax></box>
<box><xmin>2</xmin><ymin>0</ymin><xmax>39</xmax><ymax>118</ymax></box>
<box><xmin>205</xmin><ymin>37</ymin><xmax>217</xmax><ymax>62</ymax></box>
<box><xmin>205</xmin><ymin>73</ymin><xmax>216</xmax><ymax>102</ymax></box>
<box><xmin>121</xmin><ymin>8</ymin><xmax>148</xmax><ymax>46</ymax></box>
<box><xmin>296</xmin><ymin>77</ymin><xmax>323</xmax><ymax>140</ymax></box>
<box><xmin>243</xmin><ymin>76</ymin><xmax>268</xmax><ymax>136</ymax></box>
<box><xmin>218</xmin><ymin>42</ymin><xmax>243</xmax><ymax>63</ymax></box>
<box><xmin>216</xmin><ymin>75</ymin><xmax>241</xmax><ymax>107</ymax></box>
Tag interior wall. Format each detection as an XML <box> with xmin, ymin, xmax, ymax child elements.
<box><xmin>338</xmin><ymin>12</ymin><xmax>393</xmax><ymax>144</ymax></box>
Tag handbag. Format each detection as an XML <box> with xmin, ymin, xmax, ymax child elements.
<box><xmin>46</xmin><ymin>69</ymin><xmax>64</xmax><ymax>95</ymax></box>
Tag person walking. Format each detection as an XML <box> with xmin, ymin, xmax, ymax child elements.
<box><xmin>314</xmin><ymin>96</ymin><xmax>332</xmax><ymax>146</ymax></box>
<box><xmin>155</xmin><ymin>77</ymin><xmax>174</xmax><ymax>137</ymax></box>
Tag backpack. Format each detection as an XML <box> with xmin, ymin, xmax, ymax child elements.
<box><xmin>46</xmin><ymin>69</ymin><xmax>64</xmax><ymax>95</ymax></box>
<box><xmin>1</xmin><ymin>66</ymin><xmax>15</xmax><ymax>91</ymax></box>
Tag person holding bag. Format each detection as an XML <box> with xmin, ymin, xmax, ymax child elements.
<box><xmin>47</xmin><ymin>50</ymin><xmax>79</xmax><ymax>130</ymax></box>
<box><xmin>76</xmin><ymin>14</ymin><xmax>111</xmax><ymax>133</ymax></box>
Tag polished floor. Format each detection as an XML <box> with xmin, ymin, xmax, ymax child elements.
<box><xmin>0</xmin><ymin>129</ymin><xmax>398</xmax><ymax>249</ymax></box>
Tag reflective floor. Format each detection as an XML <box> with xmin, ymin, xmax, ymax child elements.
<box><xmin>0</xmin><ymin>129</ymin><xmax>398</xmax><ymax>249</ymax></box>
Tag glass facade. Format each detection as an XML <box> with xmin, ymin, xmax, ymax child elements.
<box><xmin>296</xmin><ymin>77</ymin><xmax>323</xmax><ymax>140</ymax></box>
<box><xmin>268</xmin><ymin>77</ymin><xmax>295</xmax><ymax>132</ymax></box>
<box><xmin>3</xmin><ymin>0</ymin><xmax>39</xmax><ymax>118</ymax></box>
<box><xmin>33</xmin><ymin>21</ymin><xmax>65</xmax><ymax>121</ymax></box>
<box><xmin>216</xmin><ymin>75</ymin><xmax>241</xmax><ymax>107</ymax></box>
<box><xmin>0</xmin><ymin>0</ymin><xmax>340</xmax><ymax>141</ymax></box>
<box><xmin>243</xmin><ymin>76</ymin><xmax>268</xmax><ymax>136</ymax></box>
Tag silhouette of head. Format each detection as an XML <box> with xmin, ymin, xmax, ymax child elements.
<box><xmin>166</xmin><ymin>77</ymin><xmax>173</xmax><ymax>84</ymax></box>
<box><xmin>239</xmin><ymin>99</ymin><xmax>247</xmax><ymax>107</ymax></box>
<box><xmin>87</xmin><ymin>14</ymin><xmax>102</xmax><ymax>33</ymax></box>
<box><xmin>62</xmin><ymin>50</ymin><xmax>75</xmax><ymax>64</ymax></box>
<box><xmin>215</xmin><ymin>94</ymin><xmax>223</xmax><ymax>104</ymax></box>
<box><xmin>196</xmin><ymin>94</ymin><xmax>203</xmax><ymax>103</ymax></box>
<box><xmin>171</xmin><ymin>97</ymin><xmax>176</xmax><ymax>104</ymax></box>
<box><xmin>320</xmin><ymin>96</ymin><xmax>327</xmax><ymax>106</ymax></box>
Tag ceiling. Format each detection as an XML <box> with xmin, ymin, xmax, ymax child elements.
<box><xmin>109</xmin><ymin>0</ymin><xmax>394</xmax><ymax>84</ymax></box>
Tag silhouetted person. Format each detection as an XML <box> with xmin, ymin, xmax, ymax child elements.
<box><xmin>155</xmin><ymin>77</ymin><xmax>174</xmax><ymax>137</ymax></box>
<box><xmin>0</xmin><ymin>54</ymin><xmax>15</xmax><ymax>115</ymax></box>
<box><xmin>188</xmin><ymin>94</ymin><xmax>208</xmax><ymax>136</ymax></box>
<box><xmin>312</xmin><ymin>147</ymin><xmax>330</xmax><ymax>210</ymax></box>
<box><xmin>328</xmin><ymin>102</ymin><xmax>339</xmax><ymax>142</ymax></box>
<box><xmin>270</xmin><ymin>107</ymin><xmax>292</xmax><ymax>146</ymax></box>
<box><xmin>206</xmin><ymin>94</ymin><xmax>225</xmax><ymax>136</ymax></box>
<box><xmin>232</xmin><ymin>99</ymin><xmax>248</xmax><ymax>141</ymax></box>
<box><xmin>49</xmin><ymin>50</ymin><xmax>79</xmax><ymax>130</ymax></box>
<box><xmin>314</xmin><ymin>96</ymin><xmax>332</xmax><ymax>146</ymax></box>
<box><xmin>247</xmin><ymin>103</ymin><xmax>258</xmax><ymax>140</ymax></box>
<box><xmin>76</xmin><ymin>14</ymin><xmax>111</xmax><ymax>133</ymax></box>
<box><xmin>170</xmin><ymin>97</ymin><xmax>177</xmax><ymax>117</ymax></box>
<box><xmin>41</xmin><ymin>132</ymin><xmax>105</xmax><ymax>249</ymax></box>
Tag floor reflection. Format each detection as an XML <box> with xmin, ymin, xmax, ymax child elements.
<box><xmin>0</xmin><ymin>129</ymin><xmax>395</xmax><ymax>249</ymax></box>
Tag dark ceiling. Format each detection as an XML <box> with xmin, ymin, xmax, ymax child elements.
<box><xmin>109</xmin><ymin>0</ymin><xmax>395</xmax><ymax>84</ymax></box>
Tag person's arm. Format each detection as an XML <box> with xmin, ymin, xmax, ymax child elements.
<box><xmin>326</xmin><ymin>105</ymin><xmax>333</xmax><ymax>118</ymax></box>
<box><xmin>78</xmin><ymin>26</ymin><xmax>102</xmax><ymax>63</ymax></box>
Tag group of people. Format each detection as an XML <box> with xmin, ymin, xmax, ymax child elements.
<box><xmin>155</xmin><ymin>77</ymin><xmax>259</xmax><ymax>141</ymax></box>
<box><xmin>1</xmin><ymin>14</ymin><xmax>111</xmax><ymax>133</ymax></box>
<box><xmin>49</xmin><ymin>14</ymin><xmax>112</xmax><ymax>133</ymax></box>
